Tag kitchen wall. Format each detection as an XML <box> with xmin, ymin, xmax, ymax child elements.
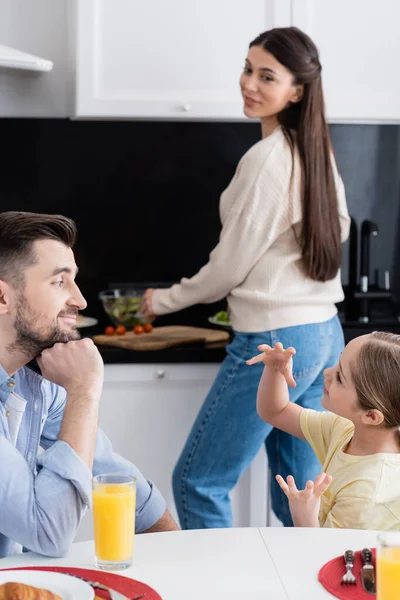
<box><xmin>331</xmin><ymin>125</ymin><xmax>400</xmax><ymax>296</ymax></box>
<box><xmin>1</xmin><ymin>118</ymin><xmax>400</xmax><ymax>321</ymax></box>
<box><xmin>0</xmin><ymin>0</ymin><xmax>70</xmax><ymax>117</ymax></box>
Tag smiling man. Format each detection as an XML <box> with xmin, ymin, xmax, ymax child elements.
<box><xmin>0</xmin><ymin>211</ymin><xmax>178</xmax><ymax>558</ymax></box>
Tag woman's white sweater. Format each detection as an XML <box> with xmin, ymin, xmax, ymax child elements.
<box><xmin>152</xmin><ymin>126</ymin><xmax>350</xmax><ymax>333</ymax></box>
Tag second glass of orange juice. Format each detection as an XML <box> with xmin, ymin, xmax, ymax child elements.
<box><xmin>377</xmin><ymin>532</ymin><xmax>400</xmax><ymax>600</ymax></box>
<box><xmin>92</xmin><ymin>473</ymin><xmax>136</xmax><ymax>570</ymax></box>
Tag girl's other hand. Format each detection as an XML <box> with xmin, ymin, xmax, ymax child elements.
<box><xmin>246</xmin><ymin>342</ymin><xmax>297</xmax><ymax>388</ymax></box>
<box><xmin>276</xmin><ymin>472</ymin><xmax>332</xmax><ymax>528</ymax></box>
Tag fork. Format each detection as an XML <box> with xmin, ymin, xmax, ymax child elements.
<box><xmin>341</xmin><ymin>549</ymin><xmax>357</xmax><ymax>585</ymax></box>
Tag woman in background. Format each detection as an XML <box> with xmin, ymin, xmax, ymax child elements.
<box><xmin>142</xmin><ymin>27</ymin><xmax>350</xmax><ymax>529</ymax></box>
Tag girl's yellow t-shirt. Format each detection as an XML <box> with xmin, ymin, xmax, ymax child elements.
<box><xmin>300</xmin><ymin>409</ymin><xmax>400</xmax><ymax>530</ymax></box>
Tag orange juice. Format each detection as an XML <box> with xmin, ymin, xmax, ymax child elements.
<box><xmin>93</xmin><ymin>481</ymin><xmax>136</xmax><ymax>565</ymax></box>
<box><xmin>377</xmin><ymin>547</ymin><xmax>400</xmax><ymax>600</ymax></box>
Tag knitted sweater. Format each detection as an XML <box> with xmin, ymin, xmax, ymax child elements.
<box><xmin>152</xmin><ymin>126</ymin><xmax>350</xmax><ymax>333</ymax></box>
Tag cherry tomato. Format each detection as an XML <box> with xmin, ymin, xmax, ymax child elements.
<box><xmin>116</xmin><ymin>325</ymin><xmax>127</xmax><ymax>335</ymax></box>
<box><xmin>105</xmin><ymin>326</ymin><xmax>115</xmax><ymax>336</ymax></box>
<box><xmin>143</xmin><ymin>323</ymin><xmax>153</xmax><ymax>334</ymax></box>
<box><xmin>134</xmin><ymin>325</ymin><xmax>144</xmax><ymax>335</ymax></box>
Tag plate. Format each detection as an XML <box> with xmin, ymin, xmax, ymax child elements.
<box><xmin>208</xmin><ymin>316</ymin><xmax>232</xmax><ymax>329</ymax></box>
<box><xmin>76</xmin><ymin>316</ymin><xmax>98</xmax><ymax>329</ymax></box>
<box><xmin>0</xmin><ymin>570</ymin><xmax>94</xmax><ymax>600</ymax></box>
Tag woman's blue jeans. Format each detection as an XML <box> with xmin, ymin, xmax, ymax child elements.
<box><xmin>172</xmin><ymin>315</ymin><xmax>344</xmax><ymax>528</ymax></box>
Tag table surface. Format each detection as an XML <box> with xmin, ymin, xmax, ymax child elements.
<box><xmin>0</xmin><ymin>527</ymin><xmax>380</xmax><ymax>600</ymax></box>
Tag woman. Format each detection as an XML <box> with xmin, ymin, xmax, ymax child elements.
<box><xmin>142</xmin><ymin>27</ymin><xmax>350</xmax><ymax>529</ymax></box>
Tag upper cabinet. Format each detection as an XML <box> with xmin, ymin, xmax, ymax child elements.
<box><xmin>72</xmin><ymin>0</ymin><xmax>400</xmax><ymax>122</ymax></box>
<box><xmin>292</xmin><ymin>0</ymin><xmax>400</xmax><ymax>123</ymax></box>
<box><xmin>2</xmin><ymin>0</ymin><xmax>400</xmax><ymax>122</ymax></box>
<box><xmin>73</xmin><ymin>0</ymin><xmax>291</xmax><ymax>119</ymax></box>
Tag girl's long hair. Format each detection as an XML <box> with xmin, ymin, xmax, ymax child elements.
<box><xmin>250</xmin><ymin>27</ymin><xmax>341</xmax><ymax>282</ymax></box>
<box><xmin>350</xmin><ymin>332</ymin><xmax>400</xmax><ymax>447</ymax></box>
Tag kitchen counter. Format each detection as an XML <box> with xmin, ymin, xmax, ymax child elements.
<box><xmin>84</xmin><ymin>311</ymin><xmax>400</xmax><ymax>364</ymax></box>
<box><xmin>96</xmin><ymin>340</ymin><xmax>229</xmax><ymax>364</ymax></box>
<box><xmin>84</xmin><ymin>312</ymin><xmax>230</xmax><ymax>363</ymax></box>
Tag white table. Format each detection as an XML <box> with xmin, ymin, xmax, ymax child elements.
<box><xmin>259</xmin><ymin>527</ymin><xmax>379</xmax><ymax>599</ymax></box>
<box><xmin>0</xmin><ymin>527</ymin><xmax>380</xmax><ymax>599</ymax></box>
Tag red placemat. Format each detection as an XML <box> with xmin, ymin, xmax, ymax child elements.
<box><xmin>318</xmin><ymin>548</ymin><xmax>376</xmax><ymax>599</ymax></box>
<box><xmin>0</xmin><ymin>565</ymin><xmax>162</xmax><ymax>599</ymax></box>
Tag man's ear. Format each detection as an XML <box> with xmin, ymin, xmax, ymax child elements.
<box><xmin>361</xmin><ymin>409</ymin><xmax>385</xmax><ymax>427</ymax></box>
<box><xmin>0</xmin><ymin>280</ymin><xmax>14</xmax><ymax>315</ymax></box>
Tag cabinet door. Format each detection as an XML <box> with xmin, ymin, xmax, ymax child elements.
<box><xmin>291</xmin><ymin>0</ymin><xmax>400</xmax><ymax>122</ymax></box>
<box><xmin>74</xmin><ymin>0</ymin><xmax>291</xmax><ymax>119</ymax></box>
<box><xmin>74</xmin><ymin>363</ymin><xmax>269</xmax><ymax>541</ymax></box>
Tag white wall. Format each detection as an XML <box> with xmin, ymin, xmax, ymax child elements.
<box><xmin>0</xmin><ymin>0</ymin><xmax>70</xmax><ymax>117</ymax></box>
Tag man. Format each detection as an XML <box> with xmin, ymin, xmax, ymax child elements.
<box><xmin>0</xmin><ymin>211</ymin><xmax>178</xmax><ymax>559</ymax></box>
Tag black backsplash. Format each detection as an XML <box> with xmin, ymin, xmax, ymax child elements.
<box><xmin>1</xmin><ymin>118</ymin><xmax>400</xmax><ymax>322</ymax></box>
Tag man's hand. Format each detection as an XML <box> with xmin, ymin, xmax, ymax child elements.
<box><xmin>247</xmin><ymin>342</ymin><xmax>297</xmax><ymax>388</ymax></box>
<box><xmin>38</xmin><ymin>339</ymin><xmax>104</xmax><ymax>469</ymax></box>
<box><xmin>37</xmin><ymin>338</ymin><xmax>104</xmax><ymax>394</ymax></box>
<box><xmin>276</xmin><ymin>472</ymin><xmax>332</xmax><ymax>527</ymax></box>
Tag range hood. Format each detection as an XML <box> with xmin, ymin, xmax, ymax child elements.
<box><xmin>0</xmin><ymin>44</ymin><xmax>53</xmax><ymax>72</ymax></box>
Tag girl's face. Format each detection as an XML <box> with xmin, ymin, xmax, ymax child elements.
<box><xmin>239</xmin><ymin>46</ymin><xmax>302</xmax><ymax>121</ymax></box>
<box><xmin>322</xmin><ymin>335</ymin><xmax>370</xmax><ymax>421</ymax></box>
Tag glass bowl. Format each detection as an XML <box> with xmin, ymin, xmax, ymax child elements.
<box><xmin>99</xmin><ymin>289</ymin><xmax>151</xmax><ymax>327</ymax></box>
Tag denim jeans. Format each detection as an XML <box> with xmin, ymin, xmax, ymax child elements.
<box><xmin>172</xmin><ymin>314</ymin><xmax>344</xmax><ymax>528</ymax></box>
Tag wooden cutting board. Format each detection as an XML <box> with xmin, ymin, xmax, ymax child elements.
<box><xmin>93</xmin><ymin>325</ymin><xmax>230</xmax><ymax>351</ymax></box>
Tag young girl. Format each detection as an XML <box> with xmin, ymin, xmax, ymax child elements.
<box><xmin>247</xmin><ymin>331</ymin><xmax>400</xmax><ymax>530</ymax></box>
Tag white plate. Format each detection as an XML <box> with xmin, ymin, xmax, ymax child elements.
<box><xmin>76</xmin><ymin>316</ymin><xmax>98</xmax><ymax>329</ymax></box>
<box><xmin>0</xmin><ymin>570</ymin><xmax>94</xmax><ymax>600</ymax></box>
<box><xmin>208</xmin><ymin>316</ymin><xmax>232</xmax><ymax>329</ymax></box>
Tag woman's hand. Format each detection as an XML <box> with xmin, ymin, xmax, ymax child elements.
<box><xmin>246</xmin><ymin>342</ymin><xmax>297</xmax><ymax>388</ymax></box>
<box><xmin>276</xmin><ymin>472</ymin><xmax>332</xmax><ymax>528</ymax></box>
<box><xmin>141</xmin><ymin>288</ymin><xmax>158</xmax><ymax>320</ymax></box>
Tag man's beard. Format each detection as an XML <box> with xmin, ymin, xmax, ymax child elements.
<box><xmin>9</xmin><ymin>293</ymin><xmax>80</xmax><ymax>358</ymax></box>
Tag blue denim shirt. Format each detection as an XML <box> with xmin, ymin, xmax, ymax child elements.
<box><xmin>0</xmin><ymin>363</ymin><xmax>166</xmax><ymax>558</ymax></box>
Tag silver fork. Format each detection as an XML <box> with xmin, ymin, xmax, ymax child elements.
<box><xmin>341</xmin><ymin>549</ymin><xmax>357</xmax><ymax>585</ymax></box>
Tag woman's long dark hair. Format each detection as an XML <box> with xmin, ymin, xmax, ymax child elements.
<box><xmin>250</xmin><ymin>27</ymin><xmax>341</xmax><ymax>282</ymax></box>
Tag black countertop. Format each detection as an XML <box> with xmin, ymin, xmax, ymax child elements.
<box><xmin>96</xmin><ymin>341</ymin><xmax>228</xmax><ymax>364</ymax></box>
<box><xmin>88</xmin><ymin>313</ymin><xmax>230</xmax><ymax>364</ymax></box>
<box><xmin>85</xmin><ymin>311</ymin><xmax>400</xmax><ymax>365</ymax></box>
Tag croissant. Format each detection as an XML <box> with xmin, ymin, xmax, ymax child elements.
<box><xmin>0</xmin><ymin>582</ymin><xmax>62</xmax><ymax>600</ymax></box>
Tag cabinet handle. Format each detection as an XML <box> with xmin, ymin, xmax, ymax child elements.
<box><xmin>156</xmin><ymin>369</ymin><xmax>165</xmax><ymax>379</ymax></box>
<box><xmin>179</xmin><ymin>103</ymin><xmax>191</xmax><ymax>112</ymax></box>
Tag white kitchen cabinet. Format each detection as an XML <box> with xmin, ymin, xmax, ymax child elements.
<box><xmin>75</xmin><ymin>363</ymin><xmax>272</xmax><ymax>542</ymax></box>
<box><xmin>2</xmin><ymin>0</ymin><xmax>400</xmax><ymax>122</ymax></box>
<box><xmin>73</xmin><ymin>0</ymin><xmax>291</xmax><ymax>119</ymax></box>
<box><xmin>291</xmin><ymin>0</ymin><xmax>400</xmax><ymax>123</ymax></box>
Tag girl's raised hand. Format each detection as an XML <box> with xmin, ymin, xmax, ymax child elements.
<box><xmin>276</xmin><ymin>472</ymin><xmax>333</xmax><ymax>528</ymax></box>
<box><xmin>246</xmin><ymin>342</ymin><xmax>297</xmax><ymax>388</ymax></box>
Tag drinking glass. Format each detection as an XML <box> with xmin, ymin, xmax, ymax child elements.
<box><xmin>377</xmin><ymin>531</ymin><xmax>400</xmax><ymax>600</ymax></box>
<box><xmin>92</xmin><ymin>473</ymin><xmax>136</xmax><ymax>570</ymax></box>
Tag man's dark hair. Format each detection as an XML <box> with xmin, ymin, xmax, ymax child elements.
<box><xmin>0</xmin><ymin>211</ymin><xmax>77</xmax><ymax>288</ymax></box>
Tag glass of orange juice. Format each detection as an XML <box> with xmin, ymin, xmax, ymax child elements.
<box><xmin>92</xmin><ymin>473</ymin><xmax>136</xmax><ymax>570</ymax></box>
<box><xmin>377</xmin><ymin>532</ymin><xmax>400</xmax><ymax>600</ymax></box>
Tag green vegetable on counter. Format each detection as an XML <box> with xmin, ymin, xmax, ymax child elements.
<box><xmin>214</xmin><ymin>310</ymin><xmax>230</xmax><ymax>323</ymax></box>
<box><xmin>103</xmin><ymin>296</ymin><xmax>144</xmax><ymax>327</ymax></box>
